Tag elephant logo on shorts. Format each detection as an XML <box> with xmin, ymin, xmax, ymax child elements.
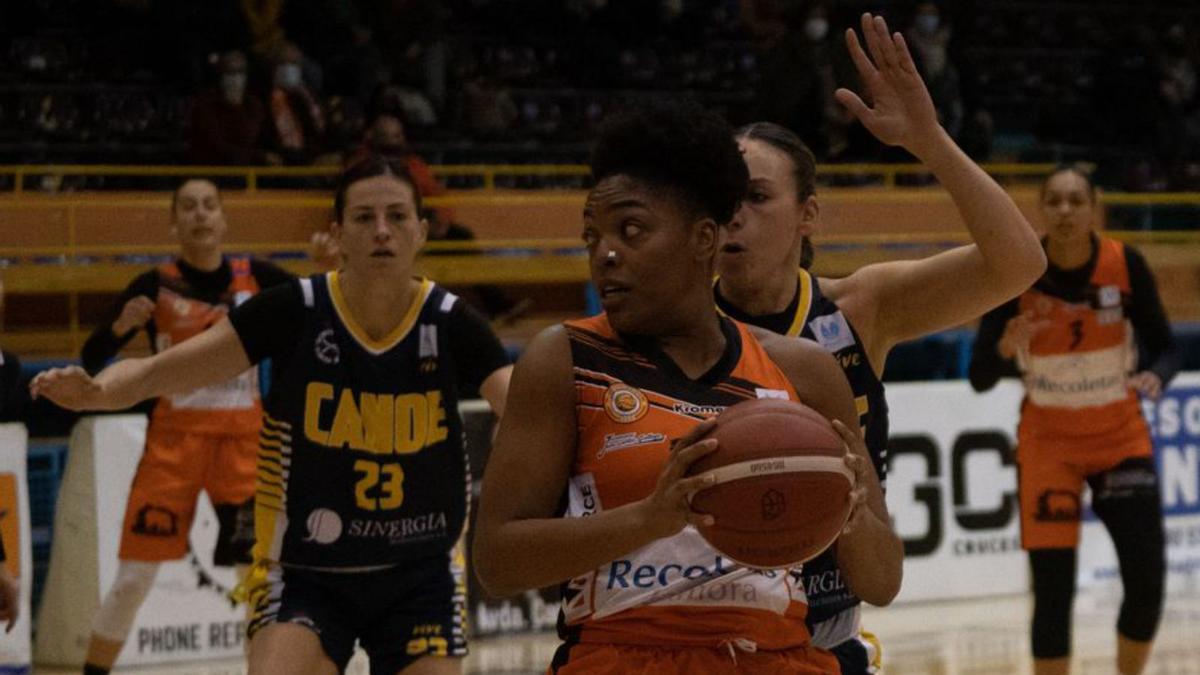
<box><xmin>132</xmin><ymin>504</ymin><xmax>179</xmax><ymax>537</ymax></box>
<box><xmin>1035</xmin><ymin>490</ymin><xmax>1080</xmax><ymax>522</ymax></box>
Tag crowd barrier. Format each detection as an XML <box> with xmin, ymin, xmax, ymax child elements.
<box><xmin>33</xmin><ymin>416</ymin><xmax>243</xmax><ymax>667</ymax></box>
<box><xmin>0</xmin><ymin>424</ymin><xmax>32</xmax><ymax>674</ymax></box>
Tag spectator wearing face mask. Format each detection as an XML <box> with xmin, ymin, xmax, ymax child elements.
<box><xmin>188</xmin><ymin>50</ymin><xmax>272</xmax><ymax>166</ymax></box>
<box><xmin>263</xmin><ymin>41</ymin><xmax>327</xmax><ymax>165</ymax></box>
<box><xmin>905</xmin><ymin>1</ymin><xmax>964</xmax><ymax>140</ymax></box>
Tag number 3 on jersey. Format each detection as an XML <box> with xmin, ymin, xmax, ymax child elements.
<box><xmin>354</xmin><ymin>460</ymin><xmax>405</xmax><ymax>511</ymax></box>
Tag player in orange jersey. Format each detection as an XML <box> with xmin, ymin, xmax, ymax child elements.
<box><xmin>970</xmin><ymin>166</ymin><xmax>1178</xmax><ymax>675</ymax></box>
<box><xmin>75</xmin><ymin>178</ymin><xmax>293</xmax><ymax>675</ymax></box>
<box><xmin>714</xmin><ymin>14</ymin><xmax>1046</xmax><ymax>673</ymax></box>
<box><xmin>472</xmin><ymin>98</ymin><xmax>903</xmax><ymax>674</ymax></box>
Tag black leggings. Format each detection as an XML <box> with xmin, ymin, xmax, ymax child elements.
<box><xmin>1029</xmin><ymin>457</ymin><xmax>1165</xmax><ymax>659</ymax></box>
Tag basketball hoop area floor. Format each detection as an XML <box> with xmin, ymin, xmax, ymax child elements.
<box><xmin>35</xmin><ymin>583</ymin><xmax>1200</xmax><ymax>674</ymax></box>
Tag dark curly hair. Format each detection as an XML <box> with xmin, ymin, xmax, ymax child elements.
<box><xmin>590</xmin><ymin>99</ymin><xmax>748</xmax><ymax>225</ymax></box>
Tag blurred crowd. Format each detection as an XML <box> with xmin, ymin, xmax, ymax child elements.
<box><xmin>1</xmin><ymin>0</ymin><xmax>1199</xmax><ymax>189</ymax></box>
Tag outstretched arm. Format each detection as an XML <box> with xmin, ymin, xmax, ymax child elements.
<box><xmin>835</xmin><ymin>13</ymin><xmax>1045</xmax><ymax>353</ymax></box>
<box><xmin>31</xmin><ymin>319</ymin><xmax>251</xmax><ymax>411</ymax></box>
<box><xmin>763</xmin><ymin>332</ymin><xmax>903</xmax><ymax>605</ymax></box>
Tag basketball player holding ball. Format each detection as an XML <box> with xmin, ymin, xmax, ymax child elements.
<box><xmin>970</xmin><ymin>166</ymin><xmax>1177</xmax><ymax>675</ymax></box>
<box><xmin>715</xmin><ymin>14</ymin><xmax>1047</xmax><ymax>673</ymax></box>
<box><xmin>34</xmin><ymin>157</ymin><xmax>512</xmax><ymax>675</ymax></box>
<box><xmin>471</xmin><ymin>99</ymin><xmax>902</xmax><ymax>673</ymax></box>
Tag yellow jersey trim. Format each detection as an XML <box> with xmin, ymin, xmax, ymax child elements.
<box><xmin>327</xmin><ymin>271</ymin><xmax>431</xmax><ymax>355</ymax></box>
<box><xmin>785</xmin><ymin>269</ymin><xmax>814</xmax><ymax>337</ymax></box>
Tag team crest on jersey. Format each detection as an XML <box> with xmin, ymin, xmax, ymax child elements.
<box><xmin>603</xmin><ymin>383</ymin><xmax>649</xmax><ymax>424</ymax></box>
<box><xmin>314</xmin><ymin>328</ymin><xmax>340</xmax><ymax>365</ymax></box>
<box><xmin>811</xmin><ymin>311</ymin><xmax>856</xmax><ymax>353</ymax></box>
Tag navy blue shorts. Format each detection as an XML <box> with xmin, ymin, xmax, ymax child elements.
<box><xmin>248</xmin><ymin>551</ymin><xmax>467</xmax><ymax>675</ymax></box>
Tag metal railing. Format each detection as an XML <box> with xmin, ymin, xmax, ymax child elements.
<box><xmin>0</xmin><ymin>162</ymin><xmax>1062</xmax><ymax>193</ymax></box>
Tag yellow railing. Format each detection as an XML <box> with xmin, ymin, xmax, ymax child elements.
<box><xmin>0</xmin><ymin>162</ymin><xmax>1062</xmax><ymax>193</ymax></box>
<box><xmin>5</xmin><ymin>230</ymin><xmax>1199</xmax><ymax>357</ymax></box>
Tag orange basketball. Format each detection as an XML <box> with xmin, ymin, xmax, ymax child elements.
<box><xmin>687</xmin><ymin>399</ymin><xmax>854</xmax><ymax>569</ymax></box>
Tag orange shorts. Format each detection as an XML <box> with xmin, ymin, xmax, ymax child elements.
<box><xmin>549</xmin><ymin>642</ymin><xmax>840</xmax><ymax>674</ymax></box>
<box><xmin>119</xmin><ymin>425</ymin><xmax>257</xmax><ymax>562</ymax></box>
<box><xmin>1017</xmin><ymin>424</ymin><xmax>1152</xmax><ymax>551</ymax></box>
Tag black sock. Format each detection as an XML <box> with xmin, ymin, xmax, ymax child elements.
<box><xmin>83</xmin><ymin>664</ymin><xmax>111</xmax><ymax>675</ymax></box>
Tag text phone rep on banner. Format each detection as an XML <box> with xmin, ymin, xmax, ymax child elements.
<box><xmin>34</xmin><ymin>416</ymin><xmax>244</xmax><ymax>667</ymax></box>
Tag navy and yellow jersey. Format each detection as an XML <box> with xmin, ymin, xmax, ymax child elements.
<box><xmin>229</xmin><ymin>272</ymin><xmax>509</xmax><ymax>570</ymax></box>
<box><xmin>715</xmin><ymin>270</ymin><xmax>887</xmax><ymax>482</ymax></box>
<box><xmin>715</xmin><ymin>269</ymin><xmax>888</xmax><ymax>642</ymax></box>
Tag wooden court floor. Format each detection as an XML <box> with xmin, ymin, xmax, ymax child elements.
<box><xmin>36</xmin><ymin>582</ymin><xmax>1200</xmax><ymax>674</ymax></box>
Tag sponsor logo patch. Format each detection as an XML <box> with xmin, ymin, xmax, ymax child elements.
<box><xmin>604</xmin><ymin>383</ymin><xmax>649</xmax><ymax>424</ymax></box>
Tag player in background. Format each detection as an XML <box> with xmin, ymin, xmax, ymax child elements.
<box><xmin>714</xmin><ymin>14</ymin><xmax>1046</xmax><ymax>673</ymax></box>
<box><xmin>75</xmin><ymin>178</ymin><xmax>294</xmax><ymax>675</ymax></box>
<box><xmin>970</xmin><ymin>165</ymin><xmax>1177</xmax><ymax>675</ymax></box>
<box><xmin>34</xmin><ymin>158</ymin><xmax>512</xmax><ymax>675</ymax></box>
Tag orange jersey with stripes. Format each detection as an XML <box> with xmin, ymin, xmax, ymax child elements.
<box><xmin>150</xmin><ymin>257</ymin><xmax>262</xmax><ymax>434</ymax></box>
<box><xmin>559</xmin><ymin>314</ymin><xmax>816</xmax><ymax>651</ymax></box>
<box><xmin>1016</xmin><ymin>237</ymin><xmax>1148</xmax><ymax>449</ymax></box>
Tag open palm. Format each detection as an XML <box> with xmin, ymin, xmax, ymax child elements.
<box><xmin>29</xmin><ymin>366</ymin><xmax>102</xmax><ymax>411</ymax></box>
<box><xmin>835</xmin><ymin>13</ymin><xmax>942</xmax><ymax>155</ymax></box>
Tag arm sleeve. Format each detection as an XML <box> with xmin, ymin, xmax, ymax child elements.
<box><xmin>250</xmin><ymin>258</ymin><xmax>297</xmax><ymax>289</ymax></box>
<box><xmin>228</xmin><ymin>281</ymin><xmax>307</xmax><ymax>365</ymax></box>
<box><xmin>968</xmin><ymin>298</ymin><xmax>1021</xmax><ymax>392</ymax></box>
<box><xmin>446</xmin><ymin>299</ymin><xmax>511</xmax><ymax>395</ymax></box>
<box><xmin>1125</xmin><ymin>246</ymin><xmax>1180</xmax><ymax>387</ymax></box>
<box><xmin>81</xmin><ymin>271</ymin><xmax>159</xmax><ymax>375</ymax></box>
<box><xmin>0</xmin><ymin>350</ymin><xmax>24</xmax><ymax>423</ymax></box>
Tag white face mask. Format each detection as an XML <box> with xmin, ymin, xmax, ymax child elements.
<box><xmin>275</xmin><ymin>63</ymin><xmax>302</xmax><ymax>90</ymax></box>
<box><xmin>915</xmin><ymin>14</ymin><xmax>940</xmax><ymax>34</ymax></box>
<box><xmin>220</xmin><ymin>73</ymin><xmax>246</xmax><ymax>103</ymax></box>
<box><xmin>804</xmin><ymin>17</ymin><xmax>829</xmax><ymax>42</ymax></box>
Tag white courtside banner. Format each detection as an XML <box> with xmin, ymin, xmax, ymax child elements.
<box><xmin>0</xmin><ymin>423</ymin><xmax>32</xmax><ymax>674</ymax></box>
<box><xmin>1078</xmin><ymin>372</ymin><xmax>1200</xmax><ymax>589</ymax></box>
<box><xmin>33</xmin><ymin>415</ymin><xmax>244</xmax><ymax>667</ymax></box>
<box><xmin>884</xmin><ymin>375</ymin><xmax>1200</xmax><ymax>604</ymax></box>
<box><xmin>885</xmin><ymin>380</ymin><xmax>1028</xmax><ymax>603</ymax></box>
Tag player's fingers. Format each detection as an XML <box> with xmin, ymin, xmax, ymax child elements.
<box><xmin>872</xmin><ymin>15</ymin><xmax>901</xmax><ymax>72</ymax></box>
<box><xmin>671</xmin><ymin>438</ymin><xmax>719</xmax><ymax>470</ymax></box>
<box><xmin>893</xmin><ymin>31</ymin><xmax>919</xmax><ymax>76</ymax></box>
<box><xmin>679</xmin><ymin>472</ymin><xmax>717</xmax><ymax>496</ymax></box>
<box><xmin>844</xmin><ymin>26</ymin><xmax>877</xmax><ymax>79</ymax></box>
<box><xmin>834</xmin><ymin>88</ymin><xmax>871</xmax><ymax>121</ymax></box>
<box><xmin>671</xmin><ymin>418</ymin><xmax>718</xmax><ymax>452</ymax></box>
<box><xmin>862</xmin><ymin>14</ymin><xmax>890</xmax><ymax>73</ymax></box>
<box><xmin>685</xmin><ymin>509</ymin><xmax>715</xmax><ymax>528</ymax></box>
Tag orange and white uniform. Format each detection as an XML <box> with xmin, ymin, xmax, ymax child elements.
<box><xmin>551</xmin><ymin>314</ymin><xmax>838</xmax><ymax>674</ymax></box>
<box><xmin>113</xmin><ymin>258</ymin><xmax>266</xmax><ymax>562</ymax></box>
<box><xmin>1012</xmin><ymin>238</ymin><xmax>1151</xmax><ymax>549</ymax></box>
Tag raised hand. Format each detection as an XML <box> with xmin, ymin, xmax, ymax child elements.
<box><xmin>834</xmin><ymin>13</ymin><xmax>944</xmax><ymax>158</ymax></box>
<box><xmin>112</xmin><ymin>295</ymin><xmax>156</xmax><ymax>336</ymax></box>
<box><xmin>29</xmin><ymin>366</ymin><xmax>103</xmax><ymax>411</ymax></box>
<box><xmin>1128</xmin><ymin>371</ymin><xmax>1164</xmax><ymax>400</ymax></box>
<box><xmin>998</xmin><ymin>313</ymin><xmax>1051</xmax><ymax>360</ymax></box>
